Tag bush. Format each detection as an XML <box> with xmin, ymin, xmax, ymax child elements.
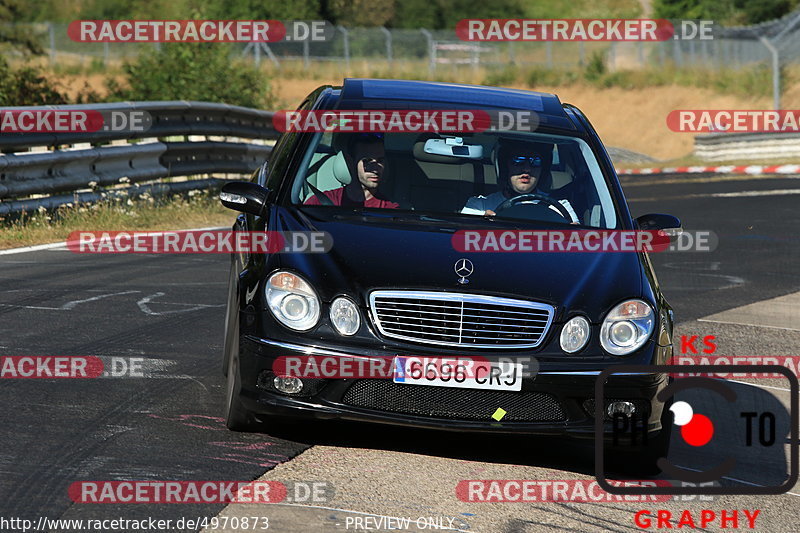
<box><xmin>107</xmin><ymin>43</ymin><xmax>274</xmax><ymax>109</ymax></box>
<box><xmin>583</xmin><ymin>51</ymin><xmax>606</xmax><ymax>82</ymax></box>
<box><xmin>0</xmin><ymin>56</ymin><xmax>67</xmax><ymax>105</ymax></box>
<box><xmin>524</xmin><ymin>67</ymin><xmax>578</xmax><ymax>88</ymax></box>
<box><xmin>483</xmin><ymin>65</ymin><xmax>519</xmax><ymax>87</ymax></box>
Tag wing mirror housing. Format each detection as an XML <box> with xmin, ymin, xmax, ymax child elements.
<box><xmin>220</xmin><ymin>181</ymin><xmax>270</xmax><ymax>217</ymax></box>
<box><xmin>635</xmin><ymin>213</ymin><xmax>683</xmax><ymax>240</ymax></box>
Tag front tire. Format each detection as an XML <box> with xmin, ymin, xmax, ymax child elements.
<box><xmin>222</xmin><ymin>257</ymin><xmax>238</xmax><ymax>376</ymax></box>
<box><xmin>223</xmin><ymin>302</ymin><xmax>260</xmax><ymax>432</ymax></box>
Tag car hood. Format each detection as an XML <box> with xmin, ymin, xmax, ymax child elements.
<box><xmin>274</xmin><ymin>208</ymin><xmax>644</xmax><ymax>323</ymax></box>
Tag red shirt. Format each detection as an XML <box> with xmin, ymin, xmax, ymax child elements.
<box><xmin>304</xmin><ymin>186</ymin><xmax>399</xmax><ymax>209</ymax></box>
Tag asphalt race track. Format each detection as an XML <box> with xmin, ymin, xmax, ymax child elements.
<box><xmin>1</xmin><ymin>172</ymin><xmax>799</xmax><ymax>532</ymax></box>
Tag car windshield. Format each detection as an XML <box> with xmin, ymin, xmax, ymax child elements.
<box><xmin>290</xmin><ymin>130</ymin><xmax>618</xmax><ymax>229</ymax></box>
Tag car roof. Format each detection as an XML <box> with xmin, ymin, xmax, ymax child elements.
<box><xmin>324</xmin><ymin>79</ymin><xmax>576</xmax><ymax>131</ymax></box>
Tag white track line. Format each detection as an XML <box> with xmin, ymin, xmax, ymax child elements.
<box><xmin>0</xmin><ymin>241</ymin><xmax>69</xmax><ymax>255</ymax></box>
<box><xmin>673</xmin><ymin>464</ymin><xmax>800</xmax><ymax>497</ymax></box>
<box><xmin>728</xmin><ymin>379</ymin><xmax>793</xmax><ymax>393</ymax></box>
<box><xmin>697</xmin><ymin>318</ymin><xmax>800</xmax><ymax>333</ymax></box>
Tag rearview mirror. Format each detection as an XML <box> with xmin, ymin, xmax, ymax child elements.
<box><xmin>635</xmin><ymin>213</ymin><xmax>683</xmax><ymax>238</ymax></box>
<box><xmin>220</xmin><ymin>182</ymin><xmax>270</xmax><ymax>217</ymax></box>
<box><xmin>423</xmin><ymin>137</ymin><xmax>483</xmax><ymax>159</ymax></box>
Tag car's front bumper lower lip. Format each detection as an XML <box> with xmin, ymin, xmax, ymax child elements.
<box><xmin>237</xmin><ymin>335</ymin><xmax>669</xmax><ymax>436</ymax></box>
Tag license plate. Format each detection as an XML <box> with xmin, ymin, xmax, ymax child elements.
<box><xmin>392</xmin><ymin>356</ymin><xmax>522</xmax><ymax>391</ymax></box>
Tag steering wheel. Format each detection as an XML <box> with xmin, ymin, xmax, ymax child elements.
<box><xmin>494</xmin><ymin>193</ymin><xmax>572</xmax><ymax>221</ymax></box>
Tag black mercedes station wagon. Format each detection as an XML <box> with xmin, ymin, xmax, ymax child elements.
<box><xmin>219</xmin><ymin>79</ymin><xmax>682</xmax><ymax>471</ymax></box>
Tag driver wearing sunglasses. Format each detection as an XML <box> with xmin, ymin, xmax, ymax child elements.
<box><xmin>461</xmin><ymin>140</ymin><xmax>579</xmax><ymax>223</ymax></box>
<box><xmin>305</xmin><ymin>133</ymin><xmax>399</xmax><ymax>208</ymax></box>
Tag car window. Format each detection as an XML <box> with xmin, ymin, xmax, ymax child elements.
<box><xmin>291</xmin><ymin>131</ymin><xmax>618</xmax><ymax>229</ymax></box>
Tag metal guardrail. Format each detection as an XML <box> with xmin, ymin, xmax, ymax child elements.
<box><xmin>0</xmin><ymin>101</ymin><xmax>278</xmax><ymax>215</ymax></box>
<box><xmin>694</xmin><ymin>131</ymin><xmax>800</xmax><ymax>161</ymax></box>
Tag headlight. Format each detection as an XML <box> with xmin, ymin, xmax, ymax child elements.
<box><xmin>265</xmin><ymin>271</ymin><xmax>320</xmax><ymax>331</ymax></box>
<box><xmin>330</xmin><ymin>296</ymin><xmax>360</xmax><ymax>336</ymax></box>
<box><xmin>560</xmin><ymin>316</ymin><xmax>590</xmax><ymax>353</ymax></box>
<box><xmin>600</xmin><ymin>300</ymin><xmax>654</xmax><ymax>356</ymax></box>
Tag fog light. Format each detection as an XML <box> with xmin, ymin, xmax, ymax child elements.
<box><xmin>560</xmin><ymin>316</ymin><xmax>590</xmax><ymax>353</ymax></box>
<box><xmin>330</xmin><ymin>296</ymin><xmax>360</xmax><ymax>336</ymax></box>
<box><xmin>273</xmin><ymin>376</ymin><xmax>303</xmax><ymax>394</ymax></box>
<box><xmin>607</xmin><ymin>401</ymin><xmax>637</xmax><ymax>417</ymax></box>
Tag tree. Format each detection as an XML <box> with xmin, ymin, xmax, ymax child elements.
<box><xmin>0</xmin><ymin>56</ymin><xmax>67</xmax><ymax>105</ymax></box>
<box><xmin>0</xmin><ymin>0</ymin><xmax>44</xmax><ymax>53</ymax></box>
<box><xmin>654</xmin><ymin>0</ymin><xmax>799</xmax><ymax>25</ymax></box>
<box><xmin>327</xmin><ymin>0</ymin><xmax>394</xmax><ymax>27</ymax></box>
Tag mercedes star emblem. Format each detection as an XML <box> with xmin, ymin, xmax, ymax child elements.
<box><xmin>454</xmin><ymin>258</ymin><xmax>474</xmax><ymax>284</ymax></box>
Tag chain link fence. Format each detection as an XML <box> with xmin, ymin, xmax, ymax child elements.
<box><xmin>16</xmin><ymin>21</ymin><xmax>780</xmax><ymax>70</ymax></box>
<box><xmin>15</xmin><ymin>12</ymin><xmax>800</xmax><ymax>108</ymax></box>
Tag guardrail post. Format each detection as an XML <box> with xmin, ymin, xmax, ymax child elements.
<box><xmin>49</xmin><ymin>23</ymin><xmax>56</xmax><ymax>66</ymax></box>
<box><xmin>420</xmin><ymin>29</ymin><xmax>434</xmax><ymax>73</ymax></box>
<box><xmin>381</xmin><ymin>27</ymin><xmax>392</xmax><ymax>65</ymax></box>
<box><xmin>721</xmin><ymin>39</ymin><xmax>728</xmax><ymax>68</ymax></box>
<box><xmin>754</xmin><ymin>10</ymin><xmax>800</xmax><ymax>110</ymax></box>
<box><xmin>759</xmin><ymin>36</ymin><xmax>780</xmax><ymax>110</ymax></box>
<box><xmin>303</xmin><ymin>38</ymin><xmax>310</xmax><ymax>69</ymax></box>
<box><xmin>338</xmin><ymin>26</ymin><xmax>350</xmax><ymax>71</ymax></box>
<box><xmin>609</xmin><ymin>42</ymin><xmax>616</xmax><ymax>69</ymax></box>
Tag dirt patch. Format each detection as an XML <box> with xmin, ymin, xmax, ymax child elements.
<box><xmin>55</xmin><ymin>73</ymin><xmax>122</xmax><ymax>101</ymax></box>
<box><xmin>272</xmin><ymin>78</ymin><xmax>331</xmax><ymax>108</ymax></box>
<box><xmin>522</xmin><ymin>84</ymin><xmax>769</xmax><ymax>160</ymax></box>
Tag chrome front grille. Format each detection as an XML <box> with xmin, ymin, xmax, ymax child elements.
<box><xmin>369</xmin><ymin>290</ymin><xmax>554</xmax><ymax>348</ymax></box>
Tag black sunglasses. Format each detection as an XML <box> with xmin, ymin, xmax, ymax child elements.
<box><xmin>510</xmin><ymin>155</ymin><xmax>543</xmax><ymax>167</ymax></box>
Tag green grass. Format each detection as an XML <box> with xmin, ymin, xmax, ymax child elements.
<box><xmin>479</xmin><ymin>60</ymin><xmax>778</xmax><ymax>100</ymax></box>
<box><xmin>521</xmin><ymin>0</ymin><xmax>642</xmax><ymax>18</ymax></box>
<box><xmin>0</xmin><ymin>190</ymin><xmax>234</xmax><ymax>249</ymax></box>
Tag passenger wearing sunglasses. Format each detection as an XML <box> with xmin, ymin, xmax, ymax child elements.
<box><xmin>461</xmin><ymin>139</ymin><xmax>578</xmax><ymax>223</ymax></box>
<box><xmin>305</xmin><ymin>133</ymin><xmax>398</xmax><ymax>208</ymax></box>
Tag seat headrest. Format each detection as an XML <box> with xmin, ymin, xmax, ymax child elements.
<box><xmin>320</xmin><ymin>151</ymin><xmax>352</xmax><ymax>186</ymax></box>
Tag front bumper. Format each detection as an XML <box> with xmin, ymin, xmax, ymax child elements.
<box><xmin>237</xmin><ymin>335</ymin><xmax>670</xmax><ymax>437</ymax></box>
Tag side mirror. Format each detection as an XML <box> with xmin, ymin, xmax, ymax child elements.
<box><xmin>220</xmin><ymin>182</ymin><xmax>270</xmax><ymax>217</ymax></box>
<box><xmin>635</xmin><ymin>213</ymin><xmax>683</xmax><ymax>238</ymax></box>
